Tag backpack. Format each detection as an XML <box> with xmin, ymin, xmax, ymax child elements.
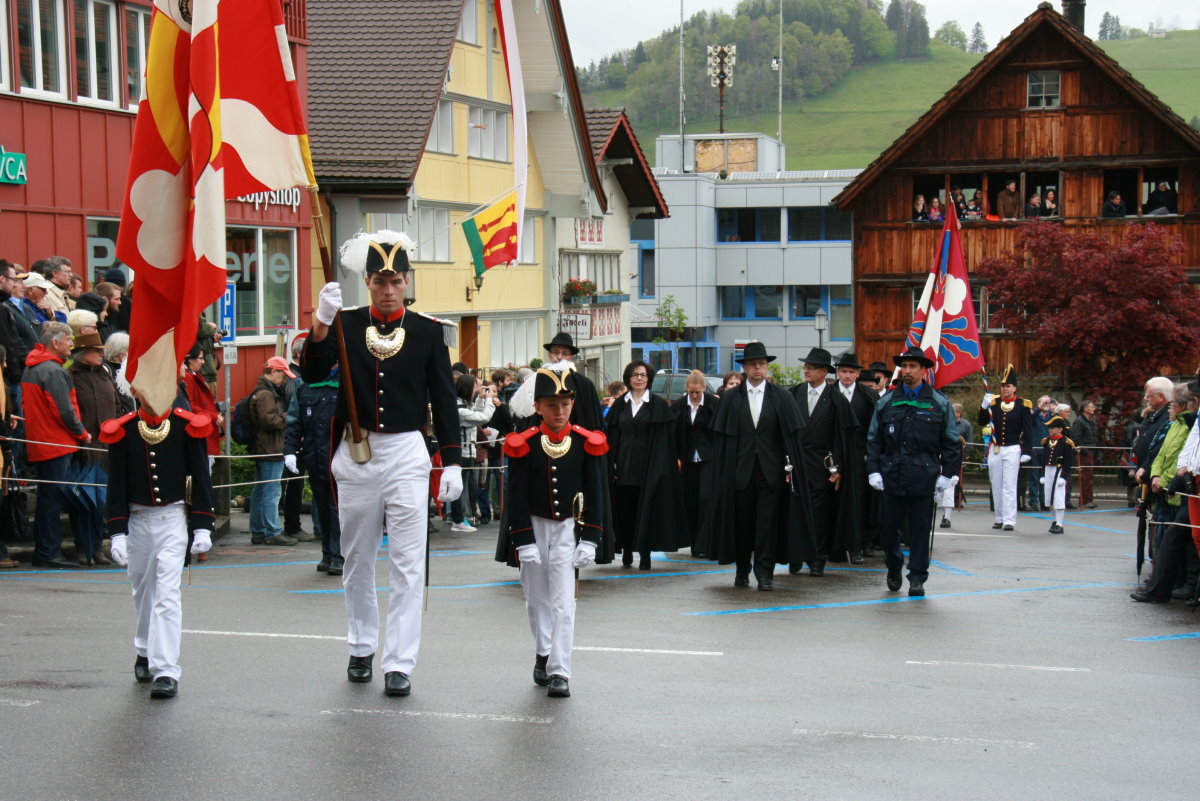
<box><xmin>230</xmin><ymin>392</ymin><xmax>258</xmax><ymax>446</ymax></box>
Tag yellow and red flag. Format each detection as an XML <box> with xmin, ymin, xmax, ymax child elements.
<box><xmin>462</xmin><ymin>191</ymin><xmax>519</xmax><ymax>278</ymax></box>
<box><xmin>117</xmin><ymin>0</ymin><xmax>314</xmax><ymax>415</ymax></box>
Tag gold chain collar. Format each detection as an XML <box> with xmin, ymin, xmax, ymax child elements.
<box><xmin>540</xmin><ymin>433</ymin><xmax>572</xmax><ymax>459</ymax></box>
<box><xmin>137</xmin><ymin>418</ymin><xmax>171</xmax><ymax>445</ymax></box>
<box><xmin>365</xmin><ymin>323</ymin><xmax>405</xmax><ymax>360</ymax></box>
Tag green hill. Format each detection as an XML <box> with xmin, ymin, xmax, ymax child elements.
<box><xmin>1099</xmin><ymin>30</ymin><xmax>1200</xmax><ymax>126</ymax></box>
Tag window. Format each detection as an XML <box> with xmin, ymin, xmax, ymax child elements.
<box><xmin>74</xmin><ymin>0</ymin><xmax>116</xmax><ymax>103</ymax></box>
<box><xmin>1027</xmin><ymin>70</ymin><xmax>1060</xmax><ymax>108</ymax></box>
<box><xmin>86</xmin><ymin>217</ymin><xmax>123</xmax><ymax>282</ymax></box>
<box><xmin>722</xmin><ymin>285</ymin><xmax>783</xmax><ymax>319</ymax></box>
<box><xmin>519</xmin><ymin>214</ymin><xmax>536</xmax><ymax>263</ymax></box>
<box><xmin>561</xmin><ymin>251</ymin><xmax>619</xmax><ymax>294</ymax></box>
<box><xmin>829</xmin><ymin>285</ymin><xmax>852</xmax><ymax>340</ymax></box>
<box><xmin>1101</xmin><ymin>168</ymin><xmax>1137</xmax><ymax>218</ymax></box>
<box><xmin>790</xmin><ymin>285</ymin><xmax>822</xmax><ymax>318</ymax></box>
<box><xmin>414</xmin><ymin>206</ymin><xmax>450</xmax><ymax>262</ymax></box>
<box><xmin>638</xmin><ymin>247</ymin><xmax>655</xmax><ymax>297</ymax></box>
<box><xmin>787</xmin><ymin>207</ymin><xmax>852</xmax><ymax>241</ymax></box>
<box><xmin>457</xmin><ymin>0</ymin><xmax>478</xmax><ymax>44</ymax></box>
<box><xmin>226</xmin><ymin>227</ymin><xmax>296</xmax><ymax>339</ymax></box>
<box><xmin>123</xmin><ymin>2</ymin><xmax>148</xmax><ymax>106</ymax></box>
<box><xmin>0</xmin><ymin>0</ymin><xmax>10</xmax><ymax>89</ymax></box>
<box><xmin>427</xmin><ymin>100</ymin><xmax>454</xmax><ymax>153</ymax></box>
<box><xmin>468</xmin><ymin>105</ymin><xmax>509</xmax><ymax>161</ymax></box>
<box><xmin>18</xmin><ymin>0</ymin><xmax>68</xmax><ymax>95</ymax></box>
<box><xmin>490</xmin><ymin>317</ymin><xmax>541</xmax><ymax>368</ymax></box>
<box><xmin>1142</xmin><ymin>169</ymin><xmax>1179</xmax><ymax>215</ymax></box>
<box><xmin>716</xmin><ymin>208</ymin><xmax>781</xmax><ymax>243</ymax></box>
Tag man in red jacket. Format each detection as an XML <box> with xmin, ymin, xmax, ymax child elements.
<box><xmin>22</xmin><ymin>322</ymin><xmax>91</xmax><ymax>568</ymax></box>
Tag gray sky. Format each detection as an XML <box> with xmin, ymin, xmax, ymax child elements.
<box><xmin>561</xmin><ymin>0</ymin><xmax>1194</xmax><ymax>67</ymax></box>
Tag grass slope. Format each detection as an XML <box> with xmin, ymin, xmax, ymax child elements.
<box><xmin>588</xmin><ymin>34</ymin><xmax>1200</xmax><ymax>171</ymax></box>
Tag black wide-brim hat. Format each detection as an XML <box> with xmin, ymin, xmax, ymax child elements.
<box><xmin>543</xmin><ymin>331</ymin><xmax>579</xmax><ymax>356</ymax></box>
<box><xmin>736</xmin><ymin>341</ymin><xmax>775</xmax><ymax>363</ymax></box>
<box><xmin>835</xmin><ymin>350</ymin><xmax>864</xmax><ymax>369</ymax></box>
<box><xmin>893</xmin><ymin>345</ymin><xmax>935</xmax><ymax>369</ymax></box>
<box><xmin>801</xmin><ymin>347</ymin><xmax>835</xmax><ymax>369</ymax></box>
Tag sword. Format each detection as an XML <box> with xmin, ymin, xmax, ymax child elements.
<box><xmin>573</xmin><ymin>492</ymin><xmax>585</xmax><ymax>599</ymax></box>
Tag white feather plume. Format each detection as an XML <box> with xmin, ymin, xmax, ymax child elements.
<box><xmin>508</xmin><ymin>362</ymin><xmax>574</xmax><ymax>420</ymax></box>
<box><xmin>338</xmin><ymin>229</ymin><xmax>416</xmax><ymax>274</ymax></box>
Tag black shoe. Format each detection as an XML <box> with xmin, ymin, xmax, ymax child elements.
<box><xmin>757</xmin><ymin>578</ymin><xmax>773</xmax><ymax>591</ymax></box>
<box><xmin>547</xmin><ymin>675</ymin><xmax>570</xmax><ymax>698</ymax></box>
<box><xmin>384</xmin><ymin>671</ymin><xmax>411</xmax><ymax>697</ymax></box>
<box><xmin>849</xmin><ymin>552</ymin><xmax>864</xmax><ymax>565</ymax></box>
<box><xmin>327</xmin><ymin>556</ymin><xmax>344</xmax><ymax>576</ymax></box>
<box><xmin>639</xmin><ymin>556</ymin><xmax>651</xmax><ymax>571</ymax></box>
<box><xmin>250</xmin><ymin>536</ymin><xmax>265</xmax><ymax>545</ymax></box>
<box><xmin>150</xmin><ymin>676</ymin><xmax>178</xmax><ymax>698</ymax></box>
<box><xmin>908</xmin><ymin>579</ymin><xmax>925</xmax><ymax>597</ymax></box>
<box><xmin>347</xmin><ymin>654</ymin><xmax>374</xmax><ymax>683</ymax></box>
<box><xmin>1129</xmin><ymin>590</ymin><xmax>1168</xmax><ymax>603</ymax></box>
<box><xmin>809</xmin><ymin>560</ymin><xmax>825</xmax><ymax>577</ymax></box>
<box><xmin>134</xmin><ymin>655</ymin><xmax>151</xmax><ymax>683</ymax></box>
<box><xmin>478</xmin><ymin>514</ymin><xmax>492</xmax><ymax>526</ymax></box>
<box><xmin>991</xmin><ymin>522</ymin><xmax>1003</xmax><ymax>529</ymax></box>
<box><xmin>622</xmin><ymin>552</ymin><xmax>633</xmax><ymax>567</ymax></box>
<box><xmin>1002</xmin><ymin>524</ymin><xmax>1014</xmax><ymax>531</ymax></box>
<box><xmin>316</xmin><ymin>557</ymin><xmax>330</xmax><ymax>573</ymax></box>
<box><xmin>32</xmin><ymin>557</ymin><xmax>79</xmax><ymax>569</ymax></box>
<box><xmin>1017</xmin><ymin>503</ymin><xmax>1028</xmax><ymax>512</ymax></box>
<box><xmin>533</xmin><ymin>654</ymin><xmax>550</xmax><ymax>687</ymax></box>
<box><xmin>940</xmin><ymin>517</ymin><xmax>951</xmax><ymax>528</ymax></box>
<box><xmin>1171</xmin><ymin>586</ymin><xmax>1194</xmax><ymax>600</ymax></box>
<box><xmin>734</xmin><ymin>571</ymin><xmax>750</xmax><ymax>588</ymax></box>
<box><xmin>886</xmin><ymin>570</ymin><xmax>902</xmax><ymax>592</ymax></box>
<box><xmin>1049</xmin><ymin>524</ymin><xmax>1064</xmax><ymax>534</ymax></box>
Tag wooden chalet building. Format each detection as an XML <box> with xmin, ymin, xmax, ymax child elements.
<box><xmin>834</xmin><ymin>1</ymin><xmax>1200</xmax><ymax>374</ymax></box>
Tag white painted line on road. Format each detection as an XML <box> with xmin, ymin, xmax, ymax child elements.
<box><xmin>794</xmin><ymin>728</ymin><xmax>1036</xmax><ymax>749</ymax></box>
<box><xmin>575</xmin><ymin>646</ymin><xmax>723</xmax><ymax>656</ymax></box>
<box><xmin>906</xmin><ymin>660</ymin><xmax>1091</xmax><ymax>672</ymax></box>
<box><xmin>184</xmin><ymin>628</ymin><xmax>343</xmax><ymax>641</ymax></box>
<box><xmin>321</xmin><ymin>708</ymin><xmax>553</xmax><ymax>725</ymax></box>
<box><xmin>0</xmin><ymin>698</ymin><xmax>41</xmax><ymax>707</ymax></box>
<box><xmin>936</xmin><ymin>532</ymin><xmax>1013</xmax><ymax>538</ymax></box>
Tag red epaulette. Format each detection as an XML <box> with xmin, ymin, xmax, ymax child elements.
<box><xmin>174</xmin><ymin>408</ymin><xmax>214</xmax><ymax>438</ymax></box>
<box><xmin>572</xmin><ymin>424</ymin><xmax>609</xmax><ymax>456</ymax></box>
<box><xmin>99</xmin><ymin>412</ymin><xmax>137</xmax><ymax>444</ymax></box>
<box><xmin>503</xmin><ymin>426</ymin><xmax>540</xmax><ymax>458</ymax></box>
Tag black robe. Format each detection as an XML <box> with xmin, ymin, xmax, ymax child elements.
<box><xmin>703</xmin><ymin>381</ymin><xmax>817</xmax><ymax>565</ymax></box>
<box><xmin>792</xmin><ymin>381</ymin><xmax>863</xmax><ymax>557</ymax></box>
<box><xmin>605</xmin><ymin>392</ymin><xmax>688</xmax><ymax>553</ymax></box>
<box><xmin>844</xmin><ymin>382</ymin><xmax>880</xmax><ymax>544</ymax></box>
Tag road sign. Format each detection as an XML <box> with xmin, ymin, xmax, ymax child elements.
<box><xmin>223</xmin><ymin>346</ymin><xmax>238</xmax><ymax>365</ymax></box>
<box><xmin>218</xmin><ymin>282</ymin><xmax>236</xmax><ymax>343</ymax></box>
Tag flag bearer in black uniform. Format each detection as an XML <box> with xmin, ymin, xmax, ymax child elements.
<box><xmin>301</xmin><ymin>230</ymin><xmax>463</xmax><ymax>698</ymax></box>
<box><xmin>104</xmin><ymin>403</ymin><xmax>215</xmax><ymax>699</ymax></box>
<box><xmin>496</xmin><ymin>366</ymin><xmax>607</xmax><ymax>698</ymax></box>
<box><xmin>1039</xmin><ymin>416</ymin><xmax>1075</xmax><ymax>534</ymax></box>
<box><xmin>978</xmin><ymin>364</ymin><xmax>1036</xmax><ymax>531</ymax></box>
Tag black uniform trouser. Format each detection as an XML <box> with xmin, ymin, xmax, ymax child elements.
<box><xmin>283</xmin><ymin>467</ymin><xmax>305</xmax><ymax>534</ymax></box>
<box><xmin>682</xmin><ymin>460</ymin><xmax>708</xmax><ymax>552</ymax></box>
<box><xmin>310</xmin><ymin>473</ymin><xmax>341</xmax><ymax>559</ymax></box>
<box><xmin>613</xmin><ymin>484</ymin><xmax>648</xmax><ymax>563</ymax></box>
<box><xmin>734</xmin><ymin>462</ymin><xmax>779</xmax><ymax>579</ymax></box>
<box><xmin>808</xmin><ymin>478</ymin><xmax>836</xmax><ymax>562</ymax></box>
<box><xmin>879</xmin><ymin>492</ymin><xmax>935</xmax><ymax>584</ymax></box>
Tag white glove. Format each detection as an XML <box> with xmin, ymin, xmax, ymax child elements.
<box><xmin>936</xmin><ymin>475</ymin><xmax>954</xmax><ymax>493</ymax></box>
<box><xmin>438</xmin><ymin>465</ymin><xmax>463</xmax><ymax>502</ymax></box>
<box><xmin>190</xmin><ymin>530</ymin><xmax>212</xmax><ymax>555</ymax></box>
<box><xmin>316</xmin><ymin>281</ymin><xmax>342</xmax><ymax>326</ymax></box>
<box><xmin>573</xmin><ymin>541</ymin><xmax>597</xmax><ymax>569</ymax></box>
<box><xmin>868</xmin><ymin>472</ymin><xmax>884</xmax><ymax>492</ymax></box>
<box><xmin>283</xmin><ymin>454</ymin><xmax>299</xmax><ymax>474</ymax></box>
<box><xmin>110</xmin><ymin>535</ymin><xmax>128</xmax><ymax>567</ymax></box>
<box><xmin>1039</xmin><ymin>477</ymin><xmax>1046</xmax><ymax>484</ymax></box>
<box><xmin>1020</xmin><ymin>454</ymin><xmax>1032</xmax><ymax>464</ymax></box>
<box><xmin>516</xmin><ymin>543</ymin><xmax>542</xmax><ymax>566</ymax></box>
<box><xmin>981</xmin><ymin>393</ymin><xmax>994</xmax><ymax>410</ymax></box>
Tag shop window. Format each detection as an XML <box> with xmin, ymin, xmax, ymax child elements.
<box><xmin>1101</xmin><ymin>168</ymin><xmax>1138</xmax><ymax>217</ymax></box>
<box><xmin>638</xmin><ymin>247</ymin><xmax>655</xmax><ymax>298</ymax></box>
<box><xmin>457</xmin><ymin>0</ymin><xmax>478</xmax><ymax>44</ymax></box>
<box><xmin>74</xmin><ymin>0</ymin><xmax>116</xmax><ymax>104</ymax></box>
<box><xmin>716</xmin><ymin>208</ymin><xmax>781</xmax><ymax>243</ymax></box>
<box><xmin>226</xmin><ymin>227</ymin><xmax>296</xmax><ymax>339</ymax></box>
<box><xmin>468</xmin><ymin>105</ymin><xmax>509</xmax><ymax>161</ymax></box>
<box><xmin>1027</xmin><ymin>70</ymin><xmax>1060</xmax><ymax>108</ymax></box>
<box><xmin>754</xmin><ymin>286</ymin><xmax>783</xmax><ymax>319</ymax></box>
<box><xmin>18</xmin><ymin>0</ymin><xmax>67</xmax><ymax>96</ymax></box>
<box><xmin>427</xmin><ymin>100</ymin><xmax>454</xmax><ymax>154</ymax></box>
<box><xmin>787</xmin><ymin>207</ymin><xmax>851</xmax><ymax>241</ymax></box>
<box><xmin>414</xmin><ymin>206</ymin><xmax>450</xmax><ymax>262</ymax></box>
<box><xmin>85</xmin><ymin>217</ymin><xmax>123</xmax><ymax>282</ymax></box>
<box><xmin>123</xmin><ymin>2</ymin><xmax>148</xmax><ymax>106</ymax></box>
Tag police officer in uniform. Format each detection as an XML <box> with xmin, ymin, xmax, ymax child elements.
<box><xmin>978</xmin><ymin>364</ymin><xmax>1036</xmax><ymax>531</ymax></box>
<box><xmin>301</xmin><ymin>230</ymin><xmax>463</xmax><ymax>697</ymax></box>
<box><xmin>496</xmin><ymin>365</ymin><xmax>608</xmax><ymax>698</ymax></box>
<box><xmin>866</xmin><ymin>347</ymin><xmax>961</xmax><ymax>597</ymax></box>
<box><xmin>104</xmin><ymin>402</ymin><xmax>215</xmax><ymax>698</ymax></box>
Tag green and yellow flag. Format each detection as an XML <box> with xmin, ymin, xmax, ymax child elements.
<box><xmin>462</xmin><ymin>191</ymin><xmax>519</xmax><ymax>278</ymax></box>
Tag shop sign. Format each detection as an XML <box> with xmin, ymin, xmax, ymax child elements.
<box><xmin>234</xmin><ymin>187</ymin><xmax>303</xmax><ymax>213</ymax></box>
<box><xmin>560</xmin><ymin>312</ymin><xmax>591</xmax><ymax>342</ymax></box>
<box><xmin>0</xmin><ymin>146</ymin><xmax>28</xmax><ymax>185</ymax></box>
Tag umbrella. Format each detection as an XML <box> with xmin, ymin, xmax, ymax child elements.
<box><xmin>1134</xmin><ymin>485</ymin><xmax>1148</xmax><ymax>577</ymax></box>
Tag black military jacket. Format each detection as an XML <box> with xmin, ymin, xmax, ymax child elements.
<box><xmin>102</xmin><ymin>409</ymin><xmax>215</xmax><ymax>536</ymax></box>
<box><xmin>978</xmin><ymin>395</ymin><xmax>1037</xmax><ymax>454</ymax></box>
<box><xmin>300</xmin><ymin>305</ymin><xmax>460</xmax><ymax>466</ymax></box>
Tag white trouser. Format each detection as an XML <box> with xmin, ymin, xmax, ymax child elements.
<box><xmin>1043</xmin><ymin>466</ymin><xmax>1067</xmax><ymax>525</ymax></box>
<box><xmin>332</xmin><ymin>431</ymin><xmax>430</xmax><ymax>675</ymax></box>
<box><xmin>520</xmin><ymin>516</ymin><xmax>577</xmax><ymax>679</ymax></box>
<box><xmin>127</xmin><ymin>502</ymin><xmax>188</xmax><ymax>681</ymax></box>
<box><xmin>987</xmin><ymin>444</ymin><xmax>1022</xmax><ymax>526</ymax></box>
<box><xmin>935</xmin><ymin>484</ymin><xmax>954</xmax><ymax>518</ymax></box>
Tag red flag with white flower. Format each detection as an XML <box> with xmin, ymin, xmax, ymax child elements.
<box><xmin>117</xmin><ymin>0</ymin><xmax>314</xmax><ymax>415</ymax></box>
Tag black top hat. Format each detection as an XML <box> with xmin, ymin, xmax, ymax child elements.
<box><xmin>801</xmin><ymin>347</ymin><xmax>835</xmax><ymax>369</ymax></box>
<box><xmin>1045</xmin><ymin>415</ymin><xmax>1067</xmax><ymax>429</ymax></box>
<box><xmin>999</xmin><ymin>363</ymin><xmax>1019</xmax><ymax>385</ymax></box>
<box><xmin>893</xmin><ymin>345</ymin><xmax>935</xmax><ymax>369</ymax></box>
<box><xmin>543</xmin><ymin>332</ymin><xmax>579</xmax><ymax>356</ymax></box>
<box><xmin>736</xmin><ymin>341</ymin><xmax>775</xmax><ymax>364</ymax></box>
<box><xmin>835</xmin><ymin>350</ymin><xmax>864</xmax><ymax>369</ymax></box>
<box><xmin>533</xmin><ymin>367</ymin><xmax>577</xmax><ymax>400</ymax></box>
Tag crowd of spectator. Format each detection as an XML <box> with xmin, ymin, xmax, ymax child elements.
<box><xmin>913</xmin><ymin>180</ymin><xmax>1178</xmax><ymax>222</ymax></box>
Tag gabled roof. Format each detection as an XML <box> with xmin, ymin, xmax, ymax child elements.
<box><xmin>834</xmin><ymin>2</ymin><xmax>1200</xmax><ymax>209</ymax></box>
<box><xmin>307</xmin><ymin>1</ymin><xmax>463</xmax><ymax>190</ymax></box>
<box><xmin>585</xmin><ymin>109</ymin><xmax>668</xmax><ymax>219</ymax></box>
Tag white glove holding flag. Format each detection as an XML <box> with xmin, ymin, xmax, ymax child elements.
<box><xmin>572</xmin><ymin>541</ymin><xmax>597</xmax><ymax>569</ymax></box>
<box><xmin>316</xmin><ymin>282</ymin><xmax>342</xmax><ymax>326</ymax></box>
<box><xmin>283</xmin><ymin>454</ymin><xmax>299</xmax><ymax>474</ymax></box>
<box><xmin>438</xmin><ymin>465</ymin><xmax>463</xmax><ymax>502</ymax></box>
<box><xmin>110</xmin><ymin>535</ymin><xmax>128</xmax><ymax>567</ymax></box>
<box><xmin>868</xmin><ymin>472</ymin><xmax>885</xmax><ymax>492</ymax></box>
<box><xmin>190</xmin><ymin>530</ymin><xmax>212</xmax><ymax>555</ymax></box>
<box><xmin>981</xmin><ymin>393</ymin><xmax>994</xmax><ymax>410</ymax></box>
<box><xmin>936</xmin><ymin>475</ymin><xmax>955</xmax><ymax>493</ymax></box>
<box><xmin>516</xmin><ymin>543</ymin><xmax>542</xmax><ymax>566</ymax></box>
<box><xmin>1020</xmin><ymin>454</ymin><xmax>1032</xmax><ymax>464</ymax></box>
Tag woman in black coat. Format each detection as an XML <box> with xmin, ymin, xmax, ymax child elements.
<box><xmin>606</xmin><ymin>360</ymin><xmax>686</xmax><ymax>570</ymax></box>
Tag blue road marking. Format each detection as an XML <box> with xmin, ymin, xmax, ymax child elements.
<box><xmin>928</xmin><ymin>559</ymin><xmax>973</xmax><ymax>576</ymax></box>
<box><xmin>1126</xmin><ymin>631</ymin><xmax>1200</xmax><ymax>642</ymax></box>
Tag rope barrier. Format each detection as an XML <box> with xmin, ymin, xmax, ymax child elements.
<box><xmin>1</xmin><ymin>435</ymin><xmax>106</xmax><ymax>453</ymax></box>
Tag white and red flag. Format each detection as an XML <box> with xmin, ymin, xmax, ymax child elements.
<box><xmin>117</xmin><ymin>0</ymin><xmax>314</xmax><ymax>414</ymax></box>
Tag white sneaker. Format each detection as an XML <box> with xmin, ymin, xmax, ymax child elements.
<box><xmin>450</xmin><ymin>522</ymin><xmax>477</xmax><ymax>532</ymax></box>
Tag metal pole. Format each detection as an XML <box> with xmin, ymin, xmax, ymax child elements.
<box><xmin>679</xmin><ymin>0</ymin><xmax>685</xmax><ymax>172</ymax></box>
<box><xmin>777</xmin><ymin>0</ymin><xmax>783</xmax><ymax>170</ymax></box>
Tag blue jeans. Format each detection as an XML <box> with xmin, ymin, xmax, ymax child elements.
<box><xmin>250</xmin><ymin>460</ymin><xmax>285</xmax><ymax>540</ymax></box>
<box><xmin>32</xmin><ymin>454</ymin><xmax>71</xmax><ymax>561</ymax></box>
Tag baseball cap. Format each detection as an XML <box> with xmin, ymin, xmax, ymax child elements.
<box><xmin>265</xmin><ymin>356</ymin><xmax>296</xmax><ymax>378</ymax></box>
<box><xmin>24</xmin><ymin>273</ymin><xmax>53</xmax><ymax>290</ymax></box>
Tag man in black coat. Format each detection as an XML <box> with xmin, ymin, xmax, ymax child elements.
<box><xmin>706</xmin><ymin>342</ymin><xmax>815</xmax><ymax>590</ymax></box>
<box><xmin>835</xmin><ymin>351</ymin><xmax>879</xmax><ymax>561</ymax></box>
<box><xmin>790</xmin><ymin>347</ymin><xmax>859</xmax><ymax>576</ymax></box>
<box><xmin>674</xmin><ymin>370</ymin><xmax>719</xmax><ymax>556</ymax></box>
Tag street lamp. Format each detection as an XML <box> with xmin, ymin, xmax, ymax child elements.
<box><xmin>465</xmin><ymin>272</ymin><xmax>484</xmax><ymax>303</ymax></box>
<box><xmin>814</xmin><ymin>307</ymin><xmax>827</xmax><ymax>350</ymax></box>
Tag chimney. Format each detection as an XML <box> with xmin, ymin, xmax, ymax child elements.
<box><xmin>1062</xmin><ymin>0</ymin><xmax>1086</xmax><ymax>33</ymax></box>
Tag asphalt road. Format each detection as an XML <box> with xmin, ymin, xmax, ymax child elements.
<box><xmin>1</xmin><ymin>500</ymin><xmax>1196</xmax><ymax>801</ymax></box>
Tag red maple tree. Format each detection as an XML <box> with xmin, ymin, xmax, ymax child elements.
<box><xmin>976</xmin><ymin>222</ymin><xmax>1200</xmax><ymax>393</ymax></box>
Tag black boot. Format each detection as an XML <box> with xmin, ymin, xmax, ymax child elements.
<box><xmin>532</xmin><ymin>654</ymin><xmax>550</xmax><ymax>687</ymax></box>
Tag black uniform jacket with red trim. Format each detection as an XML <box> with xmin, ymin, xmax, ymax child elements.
<box><xmin>299</xmin><ymin>305</ymin><xmax>460</xmax><ymax>467</ymax></box>
<box><xmin>101</xmin><ymin>408</ymin><xmax>215</xmax><ymax>537</ymax></box>
<box><xmin>496</xmin><ymin>424</ymin><xmax>607</xmax><ymax>560</ymax></box>
<box><xmin>978</xmin><ymin>396</ymin><xmax>1037</xmax><ymax>454</ymax></box>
